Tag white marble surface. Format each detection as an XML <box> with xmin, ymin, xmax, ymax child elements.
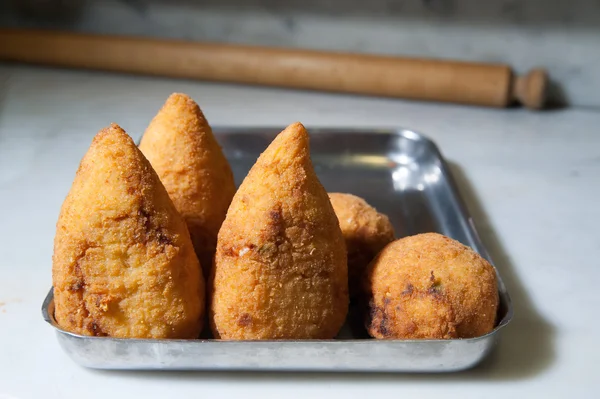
<box><xmin>0</xmin><ymin>65</ymin><xmax>599</xmax><ymax>398</ymax></box>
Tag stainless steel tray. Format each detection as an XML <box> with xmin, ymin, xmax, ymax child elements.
<box><xmin>42</xmin><ymin>128</ymin><xmax>513</xmax><ymax>372</ymax></box>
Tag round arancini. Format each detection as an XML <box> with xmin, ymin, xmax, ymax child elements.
<box><xmin>363</xmin><ymin>233</ymin><xmax>498</xmax><ymax>339</ymax></box>
<box><xmin>328</xmin><ymin>193</ymin><xmax>395</xmax><ymax>298</ymax></box>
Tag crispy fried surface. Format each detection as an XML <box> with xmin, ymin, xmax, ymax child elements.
<box><xmin>52</xmin><ymin>124</ymin><xmax>204</xmax><ymax>338</ymax></box>
<box><xmin>364</xmin><ymin>233</ymin><xmax>498</xmax><ymax>339</ymax></box>
<box><xmin>328</xmin><ymin>193</ymin><xmax>395</xmax><ymax>297</ymax></box>
<box><xmin>139</xmin><ymin>93</ymin><xmax>235</xmax><ymax>277</ymax></box>
<box><xmin>210</xmin><ymin>122</ymin><xmax>348</xmax><ymax>339</ymax></box>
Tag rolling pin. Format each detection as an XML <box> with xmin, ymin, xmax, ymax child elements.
<box><xmin>0</xmin><ymin>29</ymin><xmax>548</xmax><ymax>109</ymax></box>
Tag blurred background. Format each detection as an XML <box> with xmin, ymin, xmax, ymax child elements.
<box><xmin>1</xmin><ymin>0</ymin><xmax>599</xmax><ymax>108</ymax></box>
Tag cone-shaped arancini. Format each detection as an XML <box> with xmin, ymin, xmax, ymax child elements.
<box><xmin>52</xmin><ymin>123</ymin><xmax>204</xmax><ymax>338</ymax></box>
<box><xmin>139</xmin><ymin>93</ymin><xmax>235</xmax><ymax>277</ymax></box>
<box><xmin>210</xmin><ymin>122</ymin><xmax>348</xmax><ymax>339</ymax></box>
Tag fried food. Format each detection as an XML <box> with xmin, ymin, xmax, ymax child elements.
<box><xmin>328</xmin><ymin>193</ymin><xmax>395</xmax><ymax>297</ymax></box>
<box><xmin>364</xmin><ymin>233</ymin><xmax>498</xmax><ymax>339</ymax></box>
<box><xmin>139</xmin><ymin>93</ymin><xmax>236</xmax><ymax>277</ymax></box>
<box><xmin>52</xmin><ymin>123</ymin><xmax>204</xmax><ymax>339</ymax></box>
<box><xmin>210</xmin><ymin>122</ymin><xmax>348</xmax><ymax>339</ymax></box>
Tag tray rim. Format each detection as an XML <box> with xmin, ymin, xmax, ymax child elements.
<box><xmin>44</xmin><ymin>126</ymin><xmax>514</xmax><ymax>345</ymax></box>
<box><xmin>43</xmin><ymin>287</ymin><xmax>510</xmax><ymax>344</ymax></box>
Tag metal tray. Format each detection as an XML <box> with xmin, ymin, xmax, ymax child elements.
<box><xmin>42</xmin><ymin>128</ymin><xmax>513</xmax><ymax>372</ymax></box>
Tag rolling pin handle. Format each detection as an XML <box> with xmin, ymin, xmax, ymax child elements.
<box><xmin>512</xmin><ymin>68</ymin><xmax>549</xmax><ymax>110</ymax></box>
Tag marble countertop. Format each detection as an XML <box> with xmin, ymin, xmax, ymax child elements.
<box><xmin>0</xmin><ymin>65</ymin><xmax>598</xmax><ymax>398</ymax></box>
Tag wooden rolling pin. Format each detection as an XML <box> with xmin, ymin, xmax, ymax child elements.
<box><xmin>0</xmin><ymin>29</ymin><xmax>548</xmax><ymax>109</ymax></box>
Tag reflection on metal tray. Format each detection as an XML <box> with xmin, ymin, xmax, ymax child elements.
<box><xmin>42</xmin><ymin>128</ymin><xmax>513</xmax><ymax>372</ymax></box>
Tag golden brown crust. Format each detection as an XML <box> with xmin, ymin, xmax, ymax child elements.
<box><xmin>328</xmin><ymin>193</ymin><xmax>395</xmax><ymax>297</ymax></box>
<box><xmin>139</xmin><ymin>93</ymin><xmax>236</xmax><ymax>277</ymax></box>
<box><xmin>210</xmin><ymin>122</ymin><xmax>348</xmax><ymax>339</ymax></box>
<box><xmin>364</xmin><ymin>233</ymin><xmax>498</xmax><ymax>339</ymax></box>
<box><xmin>52</xmin><ymin>123</ymin><xmax>204</xmax><ymax>338</ymax></box>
